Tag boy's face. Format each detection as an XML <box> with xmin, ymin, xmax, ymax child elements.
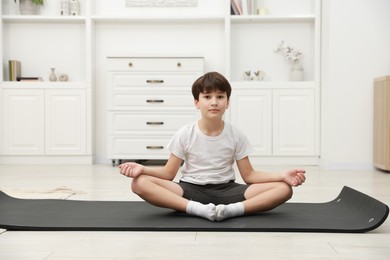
<box><xmin>194</xmin><ymin>90</ymin><xmax>229</xmax><ymax>120</ymax></box>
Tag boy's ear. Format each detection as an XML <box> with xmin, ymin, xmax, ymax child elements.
<box><xmin>194</xmin><ymin>99</ymin><xmax>200</xmax><ymax>109</ymax></box>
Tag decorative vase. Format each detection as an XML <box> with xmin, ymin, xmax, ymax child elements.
<box><xmin>49</xmin><ymin>68</ymin><xmax>57</xmax><ymax>82</ymax></box>
<box><xmin>19</xmin><ymin>0</ymin><xmax>39</xmax><ymax>15</ymax></box>
<box><xmin>290</xmin><ymin>62</ymin><xmax>304</xmax><ymax>81</ymax></box>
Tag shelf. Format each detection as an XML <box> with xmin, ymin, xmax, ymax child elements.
<box><xmin>1</xmin><ymin>81</ymin><xmax>87</xmax><ymax>89</ymax></box>
<box><xmin>2</xmin><ymin>15</ymin><xmax>86</xmax><ymax>23</ymax></box>
<box><xmin>231</xmin><ymin>81</ymin><xmax>320</xmax><ymax>89</ymax></box>
<box><xmin>91</xmin><ymin>15</ymin><xmax>225</xmax><ymax>23</ymax></box>
<box><xmin>230</xmin><ymin>14</ymin><xmax>316</xmax><ymax>23</ymax></box>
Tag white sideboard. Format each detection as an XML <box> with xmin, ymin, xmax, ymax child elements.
<box><xmin>106</xmin><ymin>56</ymin><xmax>204</xmax><ymax>165</ymax></box>
<box><xmin>230</xmin><ymin>82</ymin><xmax>319</xmax><ymax>162</ymax></box>
<box><xmin>1</xmin><ymin>83</ymin><xmax>89</xmax><ymax>164</ymax></box>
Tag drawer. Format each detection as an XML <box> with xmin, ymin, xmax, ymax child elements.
<box><xmin>107</xmin><ymin>136</ymin><xmax>171</xmax><ymax>159</ymax></box>
<box><xmin>109</xmin><ymin>73</ymin><xmax>200</xmax><ymax>89</ymax></box>
<box><xmin>108</xmin><ymin>92</ymin><xmax>194</xmax><ymax>110</ymax></box>
<box><xmin>108</xmin><ymin>112</ymin><xmax>197</xmax><ymax>134</ymax></box>
<box><xmin>107</xmin><ymin>57</ymin><xmax>204</xmax><ymax>72</ymax></box>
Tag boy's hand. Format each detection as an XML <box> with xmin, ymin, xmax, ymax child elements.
<box><xmin>283</xmin><ymin>169</ymin><xmax>306</xmax><ymax>187</ymax></box>
<box><xmin>119</xmin><ymin>162</ymin><xmax>144</xmax><ymax>178</ymax></box>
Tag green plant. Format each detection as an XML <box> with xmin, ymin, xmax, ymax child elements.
<box><xmin>14</xmin><ymin>0</ymin><xmax>44</xmax><ymax>5</ymax></box>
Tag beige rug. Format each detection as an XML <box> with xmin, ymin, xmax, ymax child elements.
<box><xmin>0</xmin><ymin>187</ymin><xmax>86</xmax><ymax>200</ymax></box>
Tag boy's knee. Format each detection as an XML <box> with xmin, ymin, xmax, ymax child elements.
<box><xmin>131</xmin><ymin>175</ymin><xmax>149</xmax><ymax>195</ymax></box>
<box><xmin>281</xmin><ymin>182</ymin><xmax>293</xmax><ymax>201</ymax></box>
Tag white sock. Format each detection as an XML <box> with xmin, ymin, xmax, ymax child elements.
<box><xmin>186</xmin><ymin>201</ymin><xmax>216</xmax><ymax>221</ymax></box>
<box><xmin>216</xmin><ymin>202</ymin><xmax>245</xmax><ymax>221</ymax></box>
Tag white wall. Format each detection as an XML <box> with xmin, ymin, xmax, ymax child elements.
<box><xmin>321</xmin><ymin>0</ymin><xmax>390</xmax><ymax>169</ymax></box>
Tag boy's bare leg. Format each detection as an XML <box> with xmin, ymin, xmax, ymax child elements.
<box><xmin>131</xmin><ymin>174</ymin><xmax>186</xmax><ymax>210</ymax></box>
<box><xmin>242</xmin><ymin>182</ymin><xmax>292</xmax><ymax>213</ymax></box>
<box><xmin>131</xmin><ymin>175</ymin><xmax>216</xmax><ymax>221</ymax></box>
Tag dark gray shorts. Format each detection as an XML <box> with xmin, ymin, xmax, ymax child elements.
<box><xmin>178</xmin><ymin>180</ymin><xmax>249</xmax><ymax>205</ymax></box>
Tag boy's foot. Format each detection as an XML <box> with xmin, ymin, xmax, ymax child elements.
<box><xmin>186</xmin><ymin>201</ymin><xmax>216</xmax><ymax>221</ymax></box>
<box><xmin>216</xmin><ymin>202</ymin><xmax>245</xmax><ymax>221</ymax></box>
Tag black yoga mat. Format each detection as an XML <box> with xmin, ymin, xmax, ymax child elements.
<box><xmin>0</xmin><ymin>186</ymin><xmax>388</xmax><ymax>232</ymax></box>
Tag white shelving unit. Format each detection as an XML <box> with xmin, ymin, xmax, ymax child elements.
<box><xmin>1</xmin><ymin>0</ymin><xmax>321</xmax><ymax>165</ymax></box>
<box><xmin>0</xmin><ymin>0</ymin><xmax>91</xmax><ymax>164</ymax></box>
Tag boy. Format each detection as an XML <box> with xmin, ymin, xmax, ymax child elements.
<box><xmin>119</xmin><ymin>71</ymin><xmax>306</xmax><ymax>221</ymax></box>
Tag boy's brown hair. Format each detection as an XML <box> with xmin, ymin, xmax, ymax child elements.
<box><xmin>191</xmin><ymin>71</ymin><xmax>232</xmax><ymax>101</ymax></box>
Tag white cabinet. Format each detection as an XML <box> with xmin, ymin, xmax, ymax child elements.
<box><xmin>0</xmin><ymin>1</ymin><xmax>91</xmax><ymax>163</ymax></box>
<box><xmin>230</xmin><ymin>84</ymin><xmax>319</xmax><ymax>158</ymax></box>
<box><xmin>2</xmin><ymin>88</ymin><xmax>86</xmax><ymax>156</ymax></box>
<box><xmin>227</xmin><ymin>0</ymin><xmax>321</xmax><ymax>163</ymax></box>
<box><xmin>273</xmin><ymin>89</ymin><xmax>316</xmax><ymax>156</ymax></box>
<box><xmin>45</xmin><ymin>89</ymin><xmax>86</xmax><ymax>155</ymax></box>
<box><xmin>107</xmin><ymin>56</ymin><xmax>204</xmax><ymax>164</ymax></box>
<box><xmin>2</xmin><ymin>89</ymin><xmax>44</xmax><ymax>155</ymax></box>
<box><xmin>230</xmin><ymin>89</ymin><xmax>272</xmax><ymax>155</ymax></box>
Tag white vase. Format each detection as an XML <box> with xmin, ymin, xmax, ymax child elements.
<box><xmin>49</xmin><ymin>68</ymin><xmax>57</xmax><ymax>82</ymax></box>
<box><xmin>19</xmin><ymin>0</ymin><xmax>39</xmax><ymax>15</ymax></box>
<box><xmin>290</xmin><ymin>62</ymin><xmax>304</xmax><ymax>81</ymax></box>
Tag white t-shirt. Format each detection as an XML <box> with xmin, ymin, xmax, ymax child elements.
<box><xmin>167</xmin><ymin>121</ymin><xmax>253</xmax><ymax>185</ymax></box>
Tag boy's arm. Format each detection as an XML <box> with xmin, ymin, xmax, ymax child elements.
<box><xmin>236</xmin><ymin>156</ymin><xmax>306</xmax><ymax>187</ymax></box>
<box><xmin>119</xmin><ymin>153</ymin><xmax>182</xmax><ymax>181</ymax></box>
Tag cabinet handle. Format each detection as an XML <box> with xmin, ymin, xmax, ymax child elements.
<box><xmin>177</xmin><ymin>62</ymin><xmax>182</xmax><ymax>68</ymax></box>
<box><xmin>146</xmin><ymin>80</ymin><xmax>164</xmax><ymax>84</ymax></box>
<box><xmin>146</xmin><ymin>122</ymin><xmax>164</xmax><ymax>125</ymax></box>
<box><xmin>128</xmin><ymin>62</ymin><xmax>133</xmax><ymax>68</ymax></box>
<box><xmin>146</xmin><ymin>99</ymin><xmax>164</xmax><ymax>103</ymax></box>
<box><xmin>146</xmin><ymin>146</ymin><xmax>164</xmax><ymax>150</ymax></box>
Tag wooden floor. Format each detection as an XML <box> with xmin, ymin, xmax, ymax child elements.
<box><xmin>0</xmin><ymin>164</ymin><xmax>389</xmax><ymax>259</ymax></box>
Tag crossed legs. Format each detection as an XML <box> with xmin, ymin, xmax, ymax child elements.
<box><xmin>131</xmin><ymin>175</ymin><xmax>292</xmax><ymax>221</ymax></box>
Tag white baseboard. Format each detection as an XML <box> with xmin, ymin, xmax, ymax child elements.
<box><xmin>319</xmin><ymin>162</ymin><xmax>375</xmax><ymax>171</ymax></box>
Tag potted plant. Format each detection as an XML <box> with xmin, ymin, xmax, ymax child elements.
<box><xmin>274</xmin><ymin>41</ymin><xmax>304</xmax><ymax>81</ymax></box>
<box><xmin>14</xmin><ymin>0</ymin><xmax>44</xmax><ymax>15</ymax></box>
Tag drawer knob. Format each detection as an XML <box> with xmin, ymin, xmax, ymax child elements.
<box><xmin>146</xmin><ymin>99</ymin><xmax>164</xmax><ymax>103</ymax></box>
<box><xmin>146</xmin><ymin>122</ymin><xmax>164</xmax><ymax>125</ymax></box>
<box><xmin>146</xmin><ymin>80</ymin><xmax>164</xmax><ymax>84</ymax></box>
<box><xmin>177</xmin><ymin>62</ymin><xmax>182</xmax><ymax>68</ymax></box>
<box><xmin>128</xmin><ymin>62</ymin><xmax>133</xmax><ymax>68</ymax></box>
<box><xmin>146</xmin><ymin>146</ymin><xmax>164</xmax><ymax>150</ymax></box>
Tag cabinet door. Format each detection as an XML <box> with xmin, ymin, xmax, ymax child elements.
<box><xmin>2</xmin><ymin>89</ymin><xmax>44</xmax><ymax>155</ymax></box>
<box><xmin>273</xmin><ymin>89</ymin><xmax>316</xmax><ymax>155</ymax></box>
<box><xmin>45</xmin><ymin>89</ymin><xmax>86</xmax><ymax>155</ymax></box>
<box><xmin>230</xmin><ymin>90</ymin><xmax>272</xmax><ymax>155</ymax></box>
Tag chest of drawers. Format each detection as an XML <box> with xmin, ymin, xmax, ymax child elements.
<box><xmin>106</xmin><ymin>56</ymin><xmax>204</xmax><ymax>165</ymax></box>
